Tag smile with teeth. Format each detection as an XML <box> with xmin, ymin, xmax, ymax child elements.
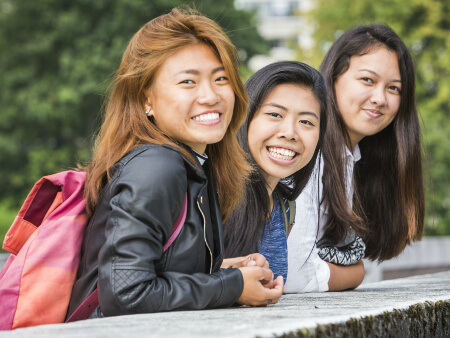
<box><xmin>192</xmin><ymin>112</ymin><xmax>220</xmax><ymax>122</ymax></box>
<box><xmin>268</xmin><ymin>147</ymin><xmax>297</xmax><ymax>161</ymax></box>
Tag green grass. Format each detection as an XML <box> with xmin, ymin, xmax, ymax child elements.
<box><xmin>0</xmin><ymin>203</ymin><xmax>17</xmax><ymax>253</ymax></box>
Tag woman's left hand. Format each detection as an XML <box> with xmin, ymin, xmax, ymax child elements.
<box><xmin>221</xmin><ymin>253</ymin><xmax>269</xmax><ymax>269</ymax></box>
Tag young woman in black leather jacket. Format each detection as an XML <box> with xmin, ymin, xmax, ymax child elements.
<box><xmin>67</xmin><ymin>7</ymin><xmax>283</xmax><ymax>319</ymax></box>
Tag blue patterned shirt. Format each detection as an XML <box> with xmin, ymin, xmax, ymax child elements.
<box><xmin>258</xmin><ymin>192</ymin><xmax>288</xmax><ymax>281</ymax></box>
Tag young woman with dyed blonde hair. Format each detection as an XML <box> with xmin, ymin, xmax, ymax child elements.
<box><xmin>67</xmin><ymin>7</ymin><xmax>283</xmax><ymax>319</ymax></box>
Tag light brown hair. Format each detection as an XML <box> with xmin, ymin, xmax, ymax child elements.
<box><xmin>83</xmin><ymin>7</ymin><xmax>251</xmax><ymax>221</ymax></box>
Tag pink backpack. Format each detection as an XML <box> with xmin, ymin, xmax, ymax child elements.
<box><xmin>0</xmin><ymin>170</ymin><xmax>186</xmax><ymax>330</ymax></box>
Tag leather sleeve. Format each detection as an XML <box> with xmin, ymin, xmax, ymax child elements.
<box><xmin>97</xmin><ymin>147</ymin><xmax>242</xmax><ymax>316</ymax></box>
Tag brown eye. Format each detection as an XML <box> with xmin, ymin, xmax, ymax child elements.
<box><xmin>389</xmin><ymin>85</ymin><xmax>401</xmax><ymax>94</ymax></box>
<box><xmin>300</xmin><ymin>120</ymin><xmax>315</xmax><ymax>127</ymax></box>
<box><xmin>216</xmin><ymin>76</ymin><xmax>228</xmax><ymax>81</ymax></box>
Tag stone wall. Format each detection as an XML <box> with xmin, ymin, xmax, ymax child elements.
<box><xmin>2</xmin><ymin>271</ymin><xmax>450</xmax><ymax>338</ymax></box>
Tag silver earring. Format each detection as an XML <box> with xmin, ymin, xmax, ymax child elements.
<box><xmin>145</xmin><ymin>109</ymin><xmax>150</xmax><ymax>116</ymax></box>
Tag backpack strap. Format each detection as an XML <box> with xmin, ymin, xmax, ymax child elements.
<box><xmin>288</xmin><ymin>199</ymin><xmax>295</xmax><ymax>229</ymax></box>
<box><xmin>275</xmin><ymin>189</ymin><xmax>295</xmax><ymax>238</ymax></box>
<box><xmin>66</xmin><ymin>193</ymin><xmax>188</xmax><ymax>323</ymax></box>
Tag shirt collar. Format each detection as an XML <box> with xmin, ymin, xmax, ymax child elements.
<box><xmin>345</xmin><ymin>144</ymin><xmax>361</xmax><ymax>163</ymax></box>
<box><xmin>192</xmin><ymin>150</ymin><xmax>208</xmax><ymax>166</ymax></box>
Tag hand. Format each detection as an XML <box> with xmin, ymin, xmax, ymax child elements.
<box><xmin>221</xmin><ymin>253</ymin><xmax>269</xmax><ymax>269</ymax></box>
<box><xmin>237</xmin><ymin>267</ymin><xmax>284</xmax><ymax>306</ymax></box>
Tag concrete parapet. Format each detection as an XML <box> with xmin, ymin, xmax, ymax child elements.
<box><xmin>1</xmin><ymin>271</ymin><xmax>450</xmax><ymax>337</ymax></box>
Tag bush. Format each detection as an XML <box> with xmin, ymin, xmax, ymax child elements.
<box><xmin>0</xmin><ymin>202</ymin><xmax>17</xmax><ymax>253</ymax></box>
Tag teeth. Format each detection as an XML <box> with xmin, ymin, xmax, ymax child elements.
<box><xmin>268</xmin><ymin>147</ymin><xmax>296</xmax><ymax>160</ymax></box>
<box><xmin>193</xmin><ymin>113</ymin><xmax>220</xmax><ymax>122</ymax></box>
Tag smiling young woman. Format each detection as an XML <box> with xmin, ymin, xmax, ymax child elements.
<box><xmin>144</xmin><ymin>43</ymin><xmax>235</xmax><ymax>154</ymax></box>
<box><xmin>66</xmin><ymin>7</ymin><xmax>283</xmax><ymax>320</ymax></box>
<box><xmin>334</xmin><ymin>47</ymin><xmax>402</xmax><ymax>148</ymax></box>
<box><xmin>285</xmin><ymin>24</ymin><xmax>424</xmax><ymax>294</ymax></box>
<box><xmin>247</xmin><ymin>84</ymin><xmax>320</xmax><ymax>194</ymax></box>
<box><xmin>223</xmin><ymin>61</ymin><xmax>327</xmax><ymax>281</ymax></box>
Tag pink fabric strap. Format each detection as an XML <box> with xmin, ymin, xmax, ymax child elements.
<box><xmin>164</xmin><ymin>194</ymin><xmax>187</xmax><ymax>251</ymax></box>
<box><xmin>66</xmin><ymin>193</ymin><xmax>188</xmax><ymax>323</ymax></box>
<box><xmin>65</xmin><ymin>289</ymin><xmax>98</xmax><ymax>323</ymax></box>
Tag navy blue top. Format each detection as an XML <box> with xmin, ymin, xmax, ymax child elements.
<box><xmin>258</xmin><ymin>192</ymin><xmax>288</xmax><ymax>281</ymax></box>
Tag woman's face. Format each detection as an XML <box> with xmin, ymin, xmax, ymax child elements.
<box><xmin>145</xmin><ymin>43</ymin><xmax>235</xmax><ymax>154</ymax></box>
<box><xmin>248</xmin><ymin>83</ymin><xmax>320</xmax><ymax>191</ymax></box>
<box><xmin>335</xmin><ymin>46</ymin><xmax>401</xmax><ymax>148</ymax></box>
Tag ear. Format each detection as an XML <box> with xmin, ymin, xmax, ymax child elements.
<box><xmin>144</xmin><ymin>93</ymin><xmax>155</xmax><ymax>117</ymax></box>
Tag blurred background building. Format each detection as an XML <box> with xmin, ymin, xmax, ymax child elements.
<box><xmin>235</xmin><ymin>0</ymin><xmax>314</xmax><ymax>71</ymax></box>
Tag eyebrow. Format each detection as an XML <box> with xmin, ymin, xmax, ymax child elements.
<box><xmin>263</xmin><ymin>102</ymin><xmax>320</xmax><ymax>119</ymax></box>
<box><xmin>173</xmin><ymin>66</ymin><xmax>225</xmax><ymax>77</ymax></box>
<box><xmin>358</xmin><ymin>68</ymin><xmax>401</xmax><ymax>83</ymax></box>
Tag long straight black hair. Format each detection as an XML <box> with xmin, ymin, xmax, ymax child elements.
<box><xmin>319</xmin><ymin>24</ymin><xmax>425</xmax><ymax>261</ymax></box>
<box><xmin>224</xmin><ymin>61</ymin><xmax>327</xmax><ymax>257</ymax></box>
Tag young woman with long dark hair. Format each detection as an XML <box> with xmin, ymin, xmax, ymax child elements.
<box><xmin>285</xmin><ymin>24</ymin><xmax>424</xmax><ymax>293</ymax></box>
<box><xmin>223</xmin><ymin>61</ymin><xmax>327</xmax><ymax>281</ymax></box>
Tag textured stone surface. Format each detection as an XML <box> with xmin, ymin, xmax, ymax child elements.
<box><xmin>1</xmin><ymin>271</ymin><xmax>450</xmax><ymax>337</ymax></box>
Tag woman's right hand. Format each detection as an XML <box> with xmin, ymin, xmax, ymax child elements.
<box><xmin>237</xmin><ymin>267</ymin><xmax>284</xmax><ymax>306</ymax></box>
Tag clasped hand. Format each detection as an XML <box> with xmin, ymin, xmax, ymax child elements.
<box><xmin>222</xmin><ymin>253</ymin><xmax>283</xmax><ymax>306</ymax></box>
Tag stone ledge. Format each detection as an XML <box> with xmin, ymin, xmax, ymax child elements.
<box><xmin>283</xmin><ymin>300</ymin><xmax>450</xmax><ymax>337</ymax></box>
<box><xmin>2</xmin><ymin>271</ymin><xmax>450</xmax><ymax>338</ymax></box>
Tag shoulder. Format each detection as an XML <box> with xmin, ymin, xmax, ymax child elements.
<box><xmin>113</xmin><ymin>144</ymin><xmax>188</xmax><ymax>191</ymax></box>
<box><xmin>122</xmin><ymin>144</ymin><xmax>184</xmax><ymax>166</ymax></box>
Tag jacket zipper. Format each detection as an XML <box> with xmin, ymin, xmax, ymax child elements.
<box><xmin>197</xmin><ymin>199</ymin><xmax>213</xmax><ymax>274</ymax></box>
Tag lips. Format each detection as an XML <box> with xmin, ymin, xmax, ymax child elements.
<box><xmin>364</xmin><ymin>109</ymin><xmax>383</xmax><ymax>119</ymax></box>
<box><xmin>267</xmin><ymin>146</ymin><xmax>298</xmax><ymax>161</ymax></box>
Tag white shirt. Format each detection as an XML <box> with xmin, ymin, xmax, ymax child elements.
<box><xmin>284</xmin><ymin>145</ymin><xmax>361</xmax><ymax>293</ymax></box>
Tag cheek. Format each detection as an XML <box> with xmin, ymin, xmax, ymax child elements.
<box><xmin>389</xmin><ymin>97</ymin><xmax>401</xmax><ymax>116</ymax></box>
<box><xmin>247</xmin><ymin>128</ymin><xmax>260</xmax><ymax>160</ymax></box>
<box><xmin>304</xmin><ymin>131</ymin><xmax>320</xmax><ymax>153</ymax></box>
<box><xmin>221</xmin><ymin>87</ymin><xmax>235</xmax><ymax>107</ymax></box>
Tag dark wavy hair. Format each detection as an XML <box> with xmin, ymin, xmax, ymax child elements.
<box><xmin>319</xmin><ymin>24</ymin><xmax>425</xmax><ymax>261</ymax></box>
<box><xmin>224</xmin><ymin>61</ymin><xmax>327</xmax><ymax>257</ymax></box>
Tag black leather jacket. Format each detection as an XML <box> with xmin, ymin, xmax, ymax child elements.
<box><xmin>67</xmin><ymin>144</ymin><xmax>243</xmax><ymax>318</ymax></box>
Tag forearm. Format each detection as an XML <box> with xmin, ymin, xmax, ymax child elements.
<box><xmin>326</xmin><ymin>260</ymin><xmax>365</xmax><ymax>291</ymax></box>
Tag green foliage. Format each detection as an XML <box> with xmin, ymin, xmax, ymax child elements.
<box><xmin>0</xmin><ymin>202</ymin><xmax>16</xmax><ymax>253</ymax></box>
<box><xmin>296</xmin><ymin>0</ymin><xmax>450</xmax><ymax>234</ymax></box>
<box><xmin>0</xmin><ymin>0</ymin><xmax>267</xmax><ymax>214</ymax></box>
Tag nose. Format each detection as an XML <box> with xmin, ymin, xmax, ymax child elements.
<box><xmin>278</xmin><ymin>118</ymin><xmax>298</xmax><ymax>141</ymax></box>
<box><xmin>198</xmin><ymin>82</ymin><xmax>220</xmax><ymax>105</ymax></box>
<box><xmin>370</xmin><ymin>86</ymin><xmax>387</xmax><ymax>107</ymax></box>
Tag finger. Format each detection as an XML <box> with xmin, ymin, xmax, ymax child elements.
<box><xmin>273</xmin><ymin>276</ymin><xmax>284</xmax><ymax>292</ymax></box>
<box><xmin>252</xmin><ymin>253</ymin><xmax>269</xmax><ymax>268</ymax></box>
<box><xmin>260</xmin><ymin>278</ymin><xmax>274</xmax><ymax>289</ymax></box>
<box><xmin>246</xmin><ymin>259</ymin><xmax>257</xmax><ymax>267</ymax></box>
<box><xmin>264</xmin><ymin>288</ymin><xmax>283</xmax><ymax>305</ymax></box>
<box><xmin>259</xmin><ymin>268</ymin><xmax>274</xmax><ymax>283</ymax></box>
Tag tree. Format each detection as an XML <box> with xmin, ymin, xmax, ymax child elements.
<box><xmin>0</xmin><ymin>0</ymin><xmax>268</xmax><ymax>207</ymax></box>
<box><xmin>295</xmin><ymin>0</ymin><xmax>450</xmax><ymax>234</ymax></box>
